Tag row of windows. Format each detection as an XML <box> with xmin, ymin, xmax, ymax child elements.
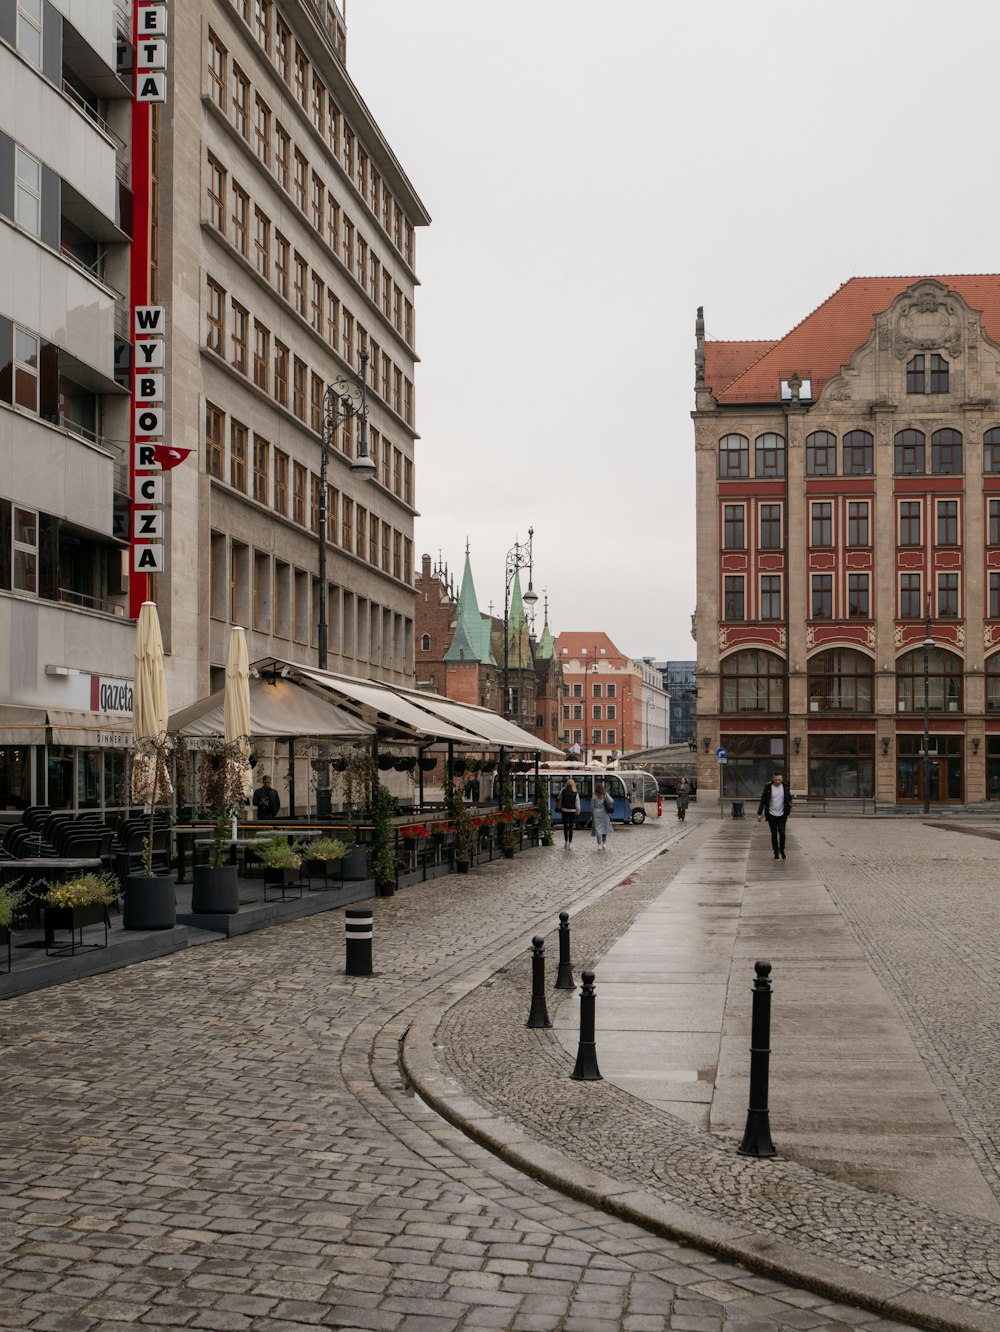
<box><xmin>717</xmin><ymin>646</ymin><xmax>1000</xmax><ymax>714</ymax></box>
<box><xmin>722</xmin><ymin>498</ymin><xmax>1000</xmax><ymax>551</ymax></box>
<box><xmin>568</xmin><ymin>680</ymin><xmax>616</xmax><ymax>697</ymax></box>
<box><xmin>208</xmin><ymin>11</ymin><xmax>415</xmax><ymax>268</ymax></box>
<box><xmin>718</xmin><ymin>428</ymin><xmax>1000</xmax><ymax>478</ymax></box>
<box><xmin>562</xmin><ymin>704</ymin><xmax>618</xmax><ymax>721</ymax></box>
<box><xmin>204</xmin><ymin>166</ymin><xmax>415</xmax><ymax>428</ymax></box>
<box><xmin>204</xmin><ymin>402</ymin><xmax>413</xmax><ymax>584</ymax></box>
<box><xmin>203</xmin><ymin>280</ymin><xmax>414</xmax><ymax>500</ymax></box>
<box><xmin>209</xmin><ymin>530</ymin><xmax>412</xmax><ymax>668</ymax></box>
<box><xmin>563</xmin><ymin>728</ymin><xmax>617</xmax><ymax>746</ymax></box>
<box><xmin>721</xmin><ymin>571</ymin><xmax>1000</xmax><ymax>622</ymax></box>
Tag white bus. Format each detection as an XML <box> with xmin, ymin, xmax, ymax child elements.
<box><xmin>613</xmin><ymin>769</ymin><xmax>662</xmax><ymax>823</ymax></box>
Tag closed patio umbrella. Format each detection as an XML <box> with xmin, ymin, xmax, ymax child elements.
<box><xmin>130</xmin><ymin>600</ymin><xmax>172</xmax><ymax>807</ymax></box>
<box><xmin>224</xmin><ymin>626</ymin><xmax>253</xmax><ymax>833</ymax></box>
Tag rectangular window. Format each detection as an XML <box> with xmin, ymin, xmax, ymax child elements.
<box><xmin>606</xmin><ymin>729</ymin><xmax>616</xmax><ymax>745</ymax></box>
<box><xmin>722</xmin><ymin>504</ymin><xmax>745</xmax><ymax>550</ymax></box>
<box><xmin>293</xmin><ymin>463</ymin><xmax>306</xmax><ymax>524</ymax></box>
<box><xmin>275</xmin><ymin>18</ymin><xmax>290</xmax><ymax>80</ymax></box>
<box><xmin>311</xmin><ymin>172</ymin><xmax>324</xmax><ymax>231</ymax></box>
<box><xmin>810</xmin><ymin>501</ymin><xmax>833</xmax><ymax>547</ymax></box>
<box><xmin>205</xmin><ymin>281</ymin><xmax>225</xmax><ymax>353</ymax></box>
<box><xmin>12</xmin><ymin>506</ymin><xmax>38</xmax><ymax>592</ymax></box>
<box><xmin>592</xmin><ymin>704</ymin><xmax>602</xmax><ymax>720</ymax></box>
<box><xmin>760</xmin><ymin>575</ymin><xmax>782</xmax><ymax>621</ymax></box>
<box><xmin>606</xmin><ymin>683</ymin><xmax>616</xmax><ymax>698</ymax></box>
<box><xmin>393</xmin><ymin>367</ymin><xmax>402</xmax><ymax>415</ymax></box>
<box><xmin>393</xmin><ymin>283</ymin><xmax>402</xmax><ymax>331</ymax></box>
<box><xmin>393</xmin><ymin>448</ymin><xmax>402</xmax><ymax>496</ymax></box>
<box><xmin>208</xmin><ymin>32</ymin><xmax>226</xmax><ymax>109</ymax></box>
<box><xmin>293</xmin><ymin>358</ymin><xmax>306</xmax><ymax>420</ymax></box>
<box><xmin>343</xmin><ymin>126</ymin><xmax>354</xmax><ymax>179</ymax></box>
<box><xmin>253</xmin><ymin>0</ymin><xmax>271</xmax><ymax>51</ymax></box>
<box><xmin>393</xmin><ymin>532</ymin><xmax>402</xmax><ymax>579</ymax></box>
<box><xmin>254</xmin><ymin>208</ymin><xmax>270</xmax><ymax>277</ymax></box>
<box><xmin>205</xmin><ymin>403</ymin><xmax>224</xmax><ymax>479</ymax></box>
<box><xmin>342</xmin><ymin>310</ymin><xmax>354</xmax><ymax>365</ymax></box>
<box><xmin>723</xmin><ymin>576</ymin><xmax>744</xmax><ymax>621</ymax></box>
<box><xmin>811</xmin><ymin>574</ymin><xmax>833</xmax><ymax>619</ymax></box>
<box><xmin>343</xmin><ymin>218</ymin><xmax>354</xmax><ymax>271</ymax></box>
<box><xmin>328</xmin><ymin>99</ymin><xmax>341</xmax><ymax>157</ymax></box>
<box><xmin>381</xmin><ymin>522</ymin><xmax>390</xmax><ymax>571</ymax></box>
<box><xmin>370</xmin><ymin>254</ymin><xmax>380</xmax><ymax>303</ymax></box>
<box><xmin>253</xmin><ymin>436</ymin><xmax>269</xmax><ymax>504</ymax></box>
<box><xmin>990</xmin><ymin>572</ymin><xmax>1000</xmax><ymax>620</ymax></box>
<box><xmin>404</xmin><ymin>458</ymin><xmax>413</xmax><ymax>506</ymax></box>
<box><xmin>310</xmin><ymin>373</ymin><xmax>323</xmax><ymax>433</ymax></box>
<box><xmin>274</xmin><ymin>449</ymin><xmax>288</xmax><ymax>514</ymax></box>
<box><xmin>253</xmin><ymin>322</ymin><xmax>269</xmax><ymax>390</ymax></box>
<box><xmin>936</xmin><ymin>499</ymin><xmax>959</xmax><ymax>546</ymax></box>
<box><xmin>328</xmin><ymin>486</ymin><xmax>338</xmax><ymax>544</ymax></box>
<box><xmin>357</xmin><ymin>235</ymin><xmax>367</xmax><ymax>287</ymax></box>
<box><xmin>328</xmin><ymin>197</ymin><xmax>340</xmax><ymax>255</ymax></box>
<box><xmin>990</xmin><ymin>499</ymin><xmax>1000</xmax><ymax>546</ymax></box>
<box><xmin>404</xmin><ymin>378</ymin><xmax>413</xmax><ymax>426</ymax></box>
<box><xmin>591</xmin><ymin>730</ymin><xmax>602</xmax><ymax>745</ymax></box>
<box><xmin>274</xmin><ymin>233</ymin><xmax>289</xmax><ymax>298</ymax></box>
<box><xmin>357</xmin><ymin>506</ymin><xmax>367</xmax><ymax>560</ymax></box>
<box><xmin>381</xmin><ymin>438</ymin><xmax>391</xmax><ymax>488</ymax></box>
<box><xmin>207</xmin><ymin>154</ymin><xmax>226</xmax><ymax>231</ymax></box>
<box><xmin>231</xmin><ymin>302</ymin><xmax>248</xmax><ymax>373</ymax></box>
<box><xmin>254</xmin><ymin>95</ymin><xmax>270</xmax><ymax>165</ymax></box>
<box><xmin>231</xmin><ymin>185</ymin><xmax>249</xmax><ymax>257</ymax></box>
<box><xmin>293</xmin><ymin>152</ymin><xmax>307</xmax><ymax>213</ymax></box>
<box><xmin>230</xmin><ymin>420</ymin><xmax>248</xmax><ymax>491</ymax></box>
<box><xmin>899</xmin><ymin>501</ymin><xmax>921</xmax><ymax>546</ymax></box>
<box><xmin>275</xmin><ymin>126</ymin><xmax>289</xmax><ymax>191</ymax></box>
<box><xmin>606</xmin><ymin>704</ymin><xmax>616</xmax><ymax>720</ymax></box>
<box><xmin>382</xmin><ymin>269</ymin><xmax>392</xmax><ymax>318</ymax></box>
<box><xmin>938</xmin><ymin>572</ymin><xmax>959</xmax><ymax>618</ymax></box>
<box><xmin>328</xmin><ymin>293</ymin><xmax>339</xmax><ymax>349</ymax></box>
<box><xmin>273</xmin><ymin>342</ymin><xmax>288</xmax><ymax>406</ymax></box>
<box><xmin>900</xmin><ymin>572</ymin><xmax>922</xmax><ymax>619</ymax></box>
<box><xmin>311</xmin><ymin>73</ymin><xmax>325</xmax><ymax>133</ymax></box>
<box><xmin>759</xmin><ymin>504</ymin><xmax>782</xmax><ymax>550</ymax></box>
<box><xmin>15</xmin><ymin>147</ymin><xmax>41</xmax><ymax>236</ymax></box>
<box><xmin>848</xmin><ymin>573</ymin><xmax>869</xmax><ymax>618</ymax></box>
<box><xmin>847</xmin><ymin>501</ymin><xmax>869</xmax><ymax>547</ymax></box>
<box><xmin>293</xmin><ymin>254</ymin><xmax>306</xmax><ymax>316</ymax></box>
<box><xmin>572</xmin><ymin>704</ymin><xmax>582</xmax><ymax>721</ymax></box>
<box><xmin>404</xmin><ymin>298</ymin><xmax>414</xmax><ymax>345</ymax></box>
<box><xmin>294</xmin><ymin>47</ymin><xmax>308</xmax><ymax>107</ymax></box>
<box><xmin>232</xmin><ymin>66</ymin><xmax>249</xmax><ymax>138</ymax></box>
<box><xmin>930</xmin><ymin>354</ymin><xmax>949</xmax><ymax>394</ymax></box>
<box><xmin>311</xmin><ymin>275</ymin><xmax>324</xmax><ymax>333</ymax></box>
<box><xmin>369</xmin><ymin>514</ymin><xmax>379</xmax><ymax>566</ymax></box>
<box><xmin>341</xmin><ymin>495</ymin><xmax>353</xmax><ymax>550</ymax></box>
<box><xmin>310</xmin><ymin>474</ymin><xmax>320</xmax><ymax>533</ymax></box>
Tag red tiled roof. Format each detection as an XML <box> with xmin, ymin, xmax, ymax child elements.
<box><xmin>554</xmin><ymin>631</ymin><xmax>628</xmax><ymax>666</ymax></box>
<box><xmin>703</xmin><ymin>341</ymin><xmax>777</xmax><ymax>392</ymax></box>
<box><xmin>708</xmin><ymin>275</ymin><xmax>1000</xmax><ymax>404</ymax></box>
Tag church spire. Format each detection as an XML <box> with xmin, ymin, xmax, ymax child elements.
<box><xmin>444</xmin><ymin>543</ymin><xmax>495</xmax><ymax>665</ymax></box>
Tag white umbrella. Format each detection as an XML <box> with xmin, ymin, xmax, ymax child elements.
<box><xmin>224</xmin><ymin>625</ymin><xmax>253</xmax><ymax>804</ymax></box>
<box><xmin>130</xmin><ymin>600</ymin><xmax>172</xmax><ymax>806</ymax></box>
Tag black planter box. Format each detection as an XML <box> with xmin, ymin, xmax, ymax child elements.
<box><xmin>123</xmin><ymin>876</ymin><xmax>176</xmax><ymax>931</ymax></box>
<box><xmin>191</xmin><ymin>864</ymin><xmax>239</xmax><ymax>914</ymax></box>
<box><xmin>340</xmin><ymin>845</ymin><xmax>368</xmax><ymax>880</ymax></box>
<box><xmin>44</xmin><ymin>902</ymin><xmax>110</xmax><ymax>955</ymax></box>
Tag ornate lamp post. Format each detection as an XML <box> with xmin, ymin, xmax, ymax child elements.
<box><xmin>318</xmin><ymin>349</ymin><xmax>375</xmax><ymax>670</ymax></box>
<box><xmin>502</xmin><ymin>529</ymin><xmax>538</xmax><ymax>723</ymax></box>
<box><xmin>922</xmin><ymin>591</ymin><xmax>934</xmax><ymax>815</ymax></box>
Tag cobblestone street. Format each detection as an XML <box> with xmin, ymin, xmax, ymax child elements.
<box><xmin>1</xmin><ymin>814</ymin><xmax>997</xmax><ymax>1330</ymax></box>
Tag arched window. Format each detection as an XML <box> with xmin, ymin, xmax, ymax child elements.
<box><xmin>720</xmin><ymin>649</ymin><xmax>785</xmax><ymax>714</ymax></box>
<box><xmin>843</xmin><ymin>429</ymin><xmax>874</xmax><ymax>476</ymax></box>
<box><xmin>807</xmin><ymin>649</ymin><xmax>873</xmax><ymax>713</ymax></box>
<box><xmin>718</xmin><ymin>433</ymin><xmax>748</xmax><ymax>479</ymax></box>
<box><xmin>931</xmin><ymin>428</ymin><xmax>962</xmax><ymax>475</ymax></box>
<box><xmin>755</xmin><ymin>432</ymin><xmax>785</xmax><ymax>477</ymax></box>
<box><xmin>984</xmin><ymin>428</ymin><xmax>1000</xmax><ymax>474</ymax></box>
<box><xmin>896</xmin><ymin>647</ymin><xmax>962</xmax><ymax>713</ymax></box>
<box><xmin>987</xmin><ymin>653</ymin><xmax>1000</xmax><ymax>712</ymax></box>
<box><xmin>894</xmin><ymin>429</ymin><xmax>925</xmax><ymax>475</ymax></box>
<box><xmin>805</xmin><ymin>431</ymin><xmax>836</xmax><ymax>476</ymax></box>
<box><xmin>420</xmin><ymin>633</ymin><xmax>430</xmax><ymax>652</ymax></box>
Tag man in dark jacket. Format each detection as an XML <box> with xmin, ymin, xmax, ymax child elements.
<box><xmin>756</xmin><ymin>771</ymin><xmax>792</xmax><ymax>860</ymax></box>
<box><xmin>252</xmin><ymin>774</ymin><xmax>281</xmax><ymax>820</ymax></box>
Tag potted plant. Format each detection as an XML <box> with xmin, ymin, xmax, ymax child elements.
<box><xmin>417</xmin><ymin>755</ymin><xmax>438</xmax><ymax>772</ymax></box>
<box><xmin>43</xmin><ymin>872</ymin><xmax>116</xmax><ymax>955</ymax></box>
<box><xmin>371</xmin><ymin>782</ymin><xmax>398</xmax><ymax>896</ymax></box>
<box><xmin>191</xmin><ymin>738</ymin><xmax>248</xmax><ymax>915</ymax></box>
<box><xmin>394</xmin><ymin>756</ymin><xmax>416</xmax><ymax>774</ymax></box>
<box><xmin>124</xmin><ymin>732</ymin><xmax>176</xmax><ymax>931</ymax></box>
<box><xmin>431</xmin><ymin>822</ymin><xmax>455</xmax><ymax>848</ymax></box>
<box><xmin>257</xmin><ymin>835</ymin><xmax>303</xmax><ymax>899</ymax></box>
<box><xmin>399</xmin><ymin>822</ymin><xmax>430</xmax><ymax>850</ymax></box>
<box><xmin>538</xmin><ymin>794</ymin><xmax>554</xmax><ymax>846</ymax></box>
<box><xmin>496</xmin><ymin>753</ymin><xmax>516</xmax><ymax>857</ymax></box>
<box><xmin>377</xmin><ymin>752</ymin><xmax>397</xmax><ymax>772</ymax></box>
<box><xmin>0</xmin><ymin>884</ymin><xmax>22</xmax><ymax>971</ymax></box>
<box><xmin>304</xmin><ymin>835</ymin><xmax>347</xmax><ymax>888</ymax></box>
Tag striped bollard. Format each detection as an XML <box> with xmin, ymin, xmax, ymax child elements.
<box><xmin>345</xmin><ymin>908</ymin><xmax>373</xmax><ymax>976</ymax></box>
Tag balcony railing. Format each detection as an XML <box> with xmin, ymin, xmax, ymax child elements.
<box><xmin>61</xmin><ymin>80</ymin><xmax>125</xmax><ymax>149</ymax></box>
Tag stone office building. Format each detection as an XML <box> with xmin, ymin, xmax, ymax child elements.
<box><xmin>693</xmin><ymin>275</ymin><xmax>1000</xmax><ymax>807</ymax></box>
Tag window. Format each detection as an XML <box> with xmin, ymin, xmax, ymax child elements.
<box><xmin>17</xmin><ymin>0</ymin><xmax>42</xmax><ymax>66</ymax></box>
<box><xmin>12</xmin><ymin>506</ymin><xmax>37</xmax><ymax>592</ymax></box>
<box><xmin>985</xmin><ymin>428</ymin><xmax>1000</xmax><ymax>474</ymax></box>
<box><xmin>932</xmin><ymin>428</ymin><xmax>962</xmax><ymax>475</ymax></box>
<box><xmin>293</xmin><ymin>152</ymin><xmax>307</xmax><ymax>212</ymax></box>
<box><xmin>381</xmin><ymin>438</ymin><xmax>391</xmax><ymax>488</ymax></box>
<box><xmin>809</xmin><ymin>734</ymin><xmax>875</xmax><ymax>799</ymax></box>
<box><xmin>937</xmin><ymin>572</ymin><xmax>959</xmax><ymax>618</ymax></box>
<box><xmin>899</xmin><ymin>500</ymin><xmax>921</xmax><ymax>546</ymax></box>
<box><xmin>15</xmin><ymin>147</ymin><xmax>41</xmax><ymax>236</ymax></box>
<box><xmin>593</xmin><ymin>682</ymin><xmax>602</xmax><ymax>697</ymax></box>
<box><xmin>253</xmin><ymin>436</ymin><xmax>269</xmax><ymax>503</ymax></box>
<box><xmin>343</xmin><ymin>217</ymin><xmax>354</xmax><ymax>270</ymax></box>
<box><xmin>847</xmin><ymin>501</ymin><xmax>869</xmax><ymax>547</ymax></box>
<box><xmin>370</xmin><ymin>515</ymin><xmax>379</xmax><ymax>566</ymax></box>
<box><xmin>294</xmin><ymin>46</ymin><xmax>308</xmax><ymax>107</ymax></box>
<box><xmin>393</xmin><ymin>283</ymin><xmax>402</xmax><ymax>330</ymax></box>
<box><xmin>592</xmin><ymin>704</ymin><xmax>602</xmax><ymax>720</ymax></box>
<box><xmin>232</xmin><ymin>66</ymin><xmax>249</xmax><ymax>138</ymax></box>
<box><xmin>254</xmin><ymin>208</ymin><xmax>270</xmax><ymax>277</ymax></box>
<box><xmin>606</xmin><ymin>704</ymin><xmax>616</xmax><ymax>720</ymax></box>
<box><xmin>848</xmin><ymin>573</ymin><xmax>869</xmax><ymax>619</ymax></box>
<box><xmin>13</xmin><ymin>328</ymin><xmax>39</xmax><ymax>411</ymax></box>
<box><xmin>253</xmin><ymin>322</ymin><xmax>269</xmax><ymax>390</ymax></box>
<box><xmin>311</xmin><ymin>173</ymin><xmax>324</xmax><ymax>231</ymax></box>
<box><xmin>991</xmin><ymin>573</ymin><xmax>1000</xmax><ymax>621</ymax></box>
<box><xmin>990</xmin><ymin>656</ymin><xmax>1000</xmax><ymax>712</ymax></box>
<box><xmin>293</xmin><ymin>463</ymin><xmax>306</xmax><ymax>524</ymax></box>
<box><xmin>606</xmin><ymin>683</ymin><xmax>616</xmax><ymax>698</ymax></box>
<box><xmin>341</xmin><ymin>495</ymin><xmax>353</xmax><ymax>550</ymax></box>
<box><xmin>843</xmin><ymin>429</ymin><xmax>873</xmax><ymax>476</ymax></box>
<box><xmin>293</xmin><ymin>253</ymin><xmax>306</xmax><ymax>316</ymax></box>
<box><xmin>720</xmin><ymin>650</ymin><xmax>785</xmax><ymax>714</ymax></box>
<box><xmin>592</xmin><ymin>729</ymin><xmax>602</xmax><ymax>746</ymax></box>
<box><xmin>811</xmin><ymin>575</ymin><xmax>833</xmax><ymax>619</ymax></box>
<box><xmin>231</xmin><ymin>302</ymin><xmax>248</xmax><ymax>373</ymax></box>
<box><xmin>906</xmin><ymin>355</ymin><xmax>925</xmax><ymax>393</ymax></box>
<box><xmin>310</xmin><ymin>373</ymin><xmax>323</xmax><ymax>433</ymax></box>
<box><xmin>404</xmin><ymin>379</ymin><xmax>413</xmax><ymax>426</ymax></box>
<box><xmin>207</xmin><ymin>155</ymin><xmax>226</xmax><ymax>231</ymax></box>
<box><xmin>930</xmin><ymin>354</ymin><xmax>949</xmax><ymax>394</ymax></box>
<box><xmin>342</xmin><ymin>310</ymin><xmax>353</xmax><ymax>364</ymax></box>
<box><xmin>275</xmin><ymin>126</ymin><xmax>289</xmax><ymax>191</ymax></box>
<box><xmin>936</xmin><ymin>499</ymin><xmax>958</xmax><ymax>546</ymax></box>
<box><xmin>755</xmin><ymin>432</ymin><xmax>786</xmax><ymax>477</ymax></box>
<box><xmin>404</xmin><ymin>458</ymin><xmax>413</xmax><ymax>505</ymax></box>
<box><xmin>310</xmin><ymin>475</ymin><xmax>320</xmax><ymax>533</ymax></box>
<box><xmin>328</xmin><ymin>293</ymin><xmax>339</xmax><ymax>348</ymax></box>
<box><xmin>810</xmin><ymin>502</ymin><xmax>832</xmax><ymax>548</ymax></box>
<box><xmin>724</xmin><ymin>575</ymin><xmax>744</xmax><ymax>621</ymax></box>
<box><xmin>208</xmin><ymin>31</ymin><xmax>226</xmax><ymax>108</ymax></box>
<box><xmin>230</xmin><ymin>421</ymin><xmax>248</xmax><ymax>491</ymax></box>
<box><xmin>760</xmin><ymin>575</ymin><xmax>782</xmax><ymax>621</ymax></box>
<box><xmin>572</xmin><ymin>704</ymin><xmax>582</xmax><ymax>721</ymax></box>
<box><xmin>382</xmin><ymin>269</ymin><xmax>392</xmax><ymax>318</ymax></box>
<box><xmin>275</xmin><ymin>17</ymin><xmax>290</xmax><ymax>80</ymax></box>
<box><xmin>900</xmin><ymin>573</ymin><xmax>923</xmax><ymax>619</ymax></box>
<box><xmin>806</xmin><ymin>431</ymin><xmax>836</xmax><ymax>476</ymax></box>
<box><xmin>327</xmin><ymin>197</ymin><xmax>340</xmax><ymax>256</ymax></box>
<box><xmin>357</xmin><ymin>235</ymin><xmax>367</xmax><ymax>287</ymax></box>
<box><xmin>254</xmin><ymin>95</ymin><xmax>270</xmax><ymax>165</ymax></box>
<box><xmin>231</xmin><ymin>185</ymin><xmax>249</xmax><ymax>257</ymax></box>
<box><xmin>328</xmin><ymin>486</ymin><xmax>338</xmax><ymax>544</ymax></box>
<box><xmin>253</xmin><ymin>0</ymin><xmax>271</xmax><ymax>50</ymax></box>
<box><xmin>989</xmin><ymin>499</ymin><xmax>1000</xmax><ymax>546</ymax></box>
<box><xmin>393</xmin><ymin>448</ymin><xmax>402</xmax><ymax>495</ymax></box>
<box><xmin>369</xmin><ymin>255</ymin><xmax>379</xmax><ymax>302</ymax></box>
<box><xmin>357</xmin><ymin>506</ymin><xmax>367</xmax><ymax>559</ymax></box>
<box><xmin>723</xmin><ymin>504</ymin><xmax>744</xmax><ymax>549</ymax></box>
<box><xmin>719</xmin><ymin>433</ymin><xmax>748</xmax><ymax>478</ymax></box>
<box><xmin>759</xmin><ymin>504</ymin><xmax>782</xmax><ymax>550</ymax></box>
<box><xmin>897</xmin><ymin>647</ymin><xmax>962</xmax><ymax>712</ymax></box>
<box><xmin>205</xmin><ymin>281</ymin><xmax>225</xmax><ymax>353</ymax></box>
<box><xmin>311</xmin><ymin>275</ymin><xmax>324</xmax><ymax>334</ymax></box>
<box><xmin>895</xmin><ymin>429</ymin><xmax>925</xmax><ymax>474</ymax></box>
<box><xmin>273</xmin><ymin>342</ymin><xmax>288</xmax><ymax>407</ymax></box>
<box><xmin>808</xmin><ymin>649</ymin><xmax>873</xmax><ymax>712</ymax></box>
<box><xmin>205</xmin><ymin>403</ymin><xmax>224</xmax><ymax>478</ymax></box>
<box><xmin>293</xmin><ymin>358</ymin><xmax>306</xmax><ymax>420</ymax></box>
<box><xmin>311</xmin><ymin>73</ymin><xmax>325</xmax><ymax>132</ymax></box>
<box><xmin>274</xmin><ymin>233</ymin><xmax>289</xmax><ymax>298</ymax></box>
<box><xmin>404</xmin><ymin>299</ymin><xmax>414</xmax><ymax>345</ymax></box>
<box><xmin>421</xmin><ymin>633</ymin><xmax>430</xmax><ymax>652</ymax></box>
<box><xmin>274</xmin><ymin>450</ymin><xmax>288</xmax><ymax>514</ymax></box>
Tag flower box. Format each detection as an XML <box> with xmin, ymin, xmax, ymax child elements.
<box><xmin>44</xmin><ymin>902</ymin><xmax>109</xmax><ymax>956</ymax></box>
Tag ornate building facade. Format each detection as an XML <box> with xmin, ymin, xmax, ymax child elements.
<box><xmin>693</xmin><ymin>276</ymin><xmax>1000</xmax><ymax>806</ymax></box>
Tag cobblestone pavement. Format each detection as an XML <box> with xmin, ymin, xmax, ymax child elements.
<box><xmin>0</xmin><ymin>814</ymin><xmax>979</xmax><ymax>1331</ymax></box>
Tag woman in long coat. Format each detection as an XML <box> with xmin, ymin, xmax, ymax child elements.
<box><xmin>591</xmin><ymin>781</ymin><xmax>614</xmax><ymax>851</ymax></box>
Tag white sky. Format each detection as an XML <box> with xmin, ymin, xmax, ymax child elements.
<box><xmin>348</xmin><ymin>0</ymin><xmax>1000</xmax><ymax>662</ymax></box>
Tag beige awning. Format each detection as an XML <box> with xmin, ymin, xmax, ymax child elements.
<box><xmin>397</xmin><ymin>688</ymin><xmax>562</xmax><ymax>755</ymax></box>
<box><xmin>169</xmin><ymin>676</ymin><xmax>373</xmax><ymax>741</ymax></box>
<box><xmin>0</xmin><ymin>705</ymin><xmax>48</xmax><ymax>745</ymax></box>
<box><xmin>47</xmin><ymin>708</ymin><xmax>134</xmax><ymax>746</ymax></box>
<box><xmin>293</xmin><ymin>666</ymin><xmax>474</xmax><ymax>743</ymax></box>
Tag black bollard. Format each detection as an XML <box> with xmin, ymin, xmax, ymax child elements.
<box><xmin>570</xmin><ymin>970</ymin><xmax>602</xmax><ymax>1081</ymax></box>
<box><xmin>345</xmin><ymin>908</ymin><xmax>373</xmax><ymax>977</ymax></box>
<box><xmin>554</xmin><ymin>912</ymin><xmax>576</xmax><ymax>990</ymax></box>
<box><xmin>737</xmin><ymin>960</ymin><xmax>776</xmax><ymax>1157</ymax></box>
<box><xmin>526</xmin><ymin>936</ymin><xmax>552</xmax><ymax>1028</ymax></box>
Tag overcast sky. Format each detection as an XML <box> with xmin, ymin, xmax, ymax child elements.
<box><xmin>348</xmin><ymin>0</ymin><xmax>1000</xmax><ymax>663</ymax></box>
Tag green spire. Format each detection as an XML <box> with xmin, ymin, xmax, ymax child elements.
<box><xmin>536</xmin><ymin>593</ymin><xmax>555</xmax><ymax>660</ymax></box>
<box><xmin>445</xmin><ymin>543</ymin><xmax>496</xmax><ymax>665</ymax></box>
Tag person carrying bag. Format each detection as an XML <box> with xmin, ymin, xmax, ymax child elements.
<box><xmin>558</xmin><ymin>778</ymin><xmax>580</xmax><ymax>847</ymax></box>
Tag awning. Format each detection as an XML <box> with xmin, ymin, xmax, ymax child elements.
<box><xmin>293</xmin><ymin>666</ymin><xmax>473</xmax><ymax>743</ymax></box>
<box><xmin>397</xmin><ymin>689</ymin><xmax>562</xmax><ymax>755</ymax></box>
<box><xmin>47</xmin><ymin>708</ymin><xmax>134</xmax><ymax>747</ymax></box>
<box><xmin>169</xmin><ymin>676</ymin><xmax>373</xmax><ymax>741</ymax></box>
<box><xmin>0</xmin><ymin>705</ymin><xmax>48</xmax><ymax>745</ymax></box>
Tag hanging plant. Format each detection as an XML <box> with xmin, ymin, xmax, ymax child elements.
<box><xmin>394</xmin><ymin>757</ymin><xmax>416</xmax><ymax>773</ymax></box>
<box><xmin>331</xmin><ymin>756</ymin><xmax>348</xmax><ymax>773</ymax></box>
<box><xmin>480</xmin><ymin>760</ymin><xmax>496</xmax><ymax>774</ymax></box>
<box><xmin>465</xmin><ymin>758</ymin><xmax>481</xmax><ymax>774</ymax></box>
<box><xmin>417</xmin><ymin>756</ymin><xmax>438</xmax><ymax>771</ymax></box>
<box><xmin>377</xmin><ymin>754</ymin><xmax>396</xmax><ymax>771</ymax></box>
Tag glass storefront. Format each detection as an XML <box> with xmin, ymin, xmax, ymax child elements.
<box><xmin>896</xmin><ymin>735</ymin><xmax>963</xmax><ymax>803</ymax></box>
<box><xmin>987</xmin><ymin>737</ymin><xmax>1000</xmax><ymax>800</ymax></box>
<box><xmin>720</xmin><ymin>733</ymin><xmax>786</xmax><ymax>797</ymax></box>
<box><xmin>0</xmin><ymin>746</ymin><xmax>32</xmax><ymax>810</ymax></box>
<box><xmin>808</xmin><ymin>734</ymin><xmax>874</xmax><ymax>798</ymax></box>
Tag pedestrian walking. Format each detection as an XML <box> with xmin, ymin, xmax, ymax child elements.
<box><xmin>676</xmin><ymin>777</ymin><xmax>691</xmax><ymax>821</ymax></box>
<box><xmin>591</xmin><ymin>780</ymin><xmax>614</xmax><ymax>851</ymax></box>
<box><xmin>252</xmin><ymin>773</ymin><xmax>281</xmax><ymax>820</ymax></box>
<box><xmin>757</xmin><ymin>770</ymin><xmax>792</xmax><ymax>859</ymax></box>
<box><xmin>557</xmin><ymin>777</ymin><xmax>580</xmax><ymax>846</ymax></box>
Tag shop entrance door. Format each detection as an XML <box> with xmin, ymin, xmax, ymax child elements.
<box><xmin>895</xmin><ymin>736</ymin><xmax>963</xmax><ymax>803</ymax></box>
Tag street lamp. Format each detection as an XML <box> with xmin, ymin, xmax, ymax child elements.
<box><xmin>922</xmin><ymin>591</ymin><xmax>934</xmax><ymax>815</ymax></box>
<box><xmin>502</xmin><ymin>528</ymin><xmax>538</xmax><ymax>723</ymax></box>
<box><xmin>317</xmin><ymin>349</ymin><xmax>375</xmax><ymax>670</ymax></box>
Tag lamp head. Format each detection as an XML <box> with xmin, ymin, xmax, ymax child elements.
<box><xmin>350</xmin><ymin>452</ymin><xmax>376</xmax><ymax>479</ymax></box>
<box><xmin>523</xmin><ymin>582</ymin><xmax>539</xmax><ymax>607</ymax></box>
